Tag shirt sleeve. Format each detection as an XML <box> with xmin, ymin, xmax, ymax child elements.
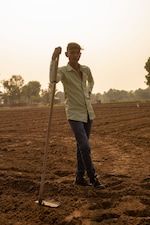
<box><xmin>87</xmin><ymin>67</ymin><xmax>94</xmax><ymax>93</ymax></box>
<box><xmin>49</xmin><ymin>60</ymin><xmax>63</xmax><ymax>83</ymax></box>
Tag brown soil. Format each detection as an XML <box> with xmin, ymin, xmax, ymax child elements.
<box><xmin>0</xmin><ymin>102</ymin><xmax>150</xmax><ymax>225</ymax></box>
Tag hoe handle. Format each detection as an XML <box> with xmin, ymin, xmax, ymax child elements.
<box><xmin>38</xmin><ymin>55</ymin><xmax>59</xmax><ymax>204</ymax></box>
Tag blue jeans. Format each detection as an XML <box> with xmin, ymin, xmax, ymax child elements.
<box><xmin>68</xmin><ymin>117</ymin><xmax>96</xmax><ymax>182</ymax></box>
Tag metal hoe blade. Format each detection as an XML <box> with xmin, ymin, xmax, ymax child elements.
<box><xmin>35</xmin><ymin>199</ymin><xmax>60</xmax><ymax>208</ymax></box>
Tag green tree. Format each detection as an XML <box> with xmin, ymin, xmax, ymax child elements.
<box><xmin>103</xmin><ymin>89</ymin><xmax>134</xmax><ymax>102</ymax></box>
<box><xmin>145</xmin><ymin>57</ymin><xmax>150</xmax><ymax>86</ymax></box>
<box><xmin>103</xmin><ymin>89</ymin><xmax>118</xmax><ymax>102</ymax></box>
<box><xmin>134</xmin><ymin>87</ymin><xmax>150</xmax><ymax>100</ymax></box>
<box><xmin>2</xmin><ymin>75</ymin><xmax>24</xmax><ymax>104</ymax></box>
<box><xmin>22</xmin><ymin>81</ymin><xmax>41</xmax><ymax>103</ymax></box>
<box><xmin>40</xmin><ymin>83</ymin><xmax>59</xmax><ymax>104</ymax></box>
<box><xmin>40</xmin><ymin>86</ymin><xmax>51</xmax><ymax>104</ymax></box>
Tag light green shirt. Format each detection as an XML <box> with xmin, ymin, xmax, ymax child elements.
<box><xmin>50</xmin><ymin>61</ymin><xmax>95</xmax><ymax>122</ymax></box>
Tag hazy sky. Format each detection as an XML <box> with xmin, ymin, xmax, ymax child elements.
<box><xmin>0</xmin><ymin>0</ymin><xmax>150</xmax><ymax>93</ymax></box>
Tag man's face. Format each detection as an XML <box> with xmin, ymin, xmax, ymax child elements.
<box><xmin>65</xmin><ymin>48</ymin><xmax>81</xmax><ymax>63</ymax></box>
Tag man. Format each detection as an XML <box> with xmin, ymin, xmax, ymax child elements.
<box><xmin>50</xmin><ymin>42</ymin><xmax>105</xmax><ymax>189</ymax></box>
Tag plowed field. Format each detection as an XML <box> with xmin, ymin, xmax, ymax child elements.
<box><xmin>0</xmin><ymin>102</ymin><xmax>150</xmax><ymax>225</ymax></box>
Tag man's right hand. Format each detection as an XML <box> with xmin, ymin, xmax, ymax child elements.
<box><xmin>52</xmin><ymin>47</ymin><xmax>62</xmax><ymax>60</ymax></box>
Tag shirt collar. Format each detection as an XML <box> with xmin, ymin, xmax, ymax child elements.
<box><xmin>66</xmin><ymin>63</ymin><xmax>83</xmax><ymax>72</ymax></box>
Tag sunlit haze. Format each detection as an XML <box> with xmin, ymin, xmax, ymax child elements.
<box><xmin>0</xmin><ymin>0</ymin><xmax>150</xmax><ymax>93</ymax></box>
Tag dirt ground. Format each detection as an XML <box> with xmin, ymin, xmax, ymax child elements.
<box><xmin>0</xmin><ymin>102</ymin><xmax>150</xmax><ymax>225</ymax></box>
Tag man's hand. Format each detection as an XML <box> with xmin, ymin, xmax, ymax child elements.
<box><xmin>52</xmin><ymin>47</ymin><xmax>62</xmax><ymax>60</ymax></box>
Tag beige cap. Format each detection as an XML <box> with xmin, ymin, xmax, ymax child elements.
<box><xmin>66</xmin><ymin>42</ymin><xmax>83</xmax><ymax>51</ymax></box>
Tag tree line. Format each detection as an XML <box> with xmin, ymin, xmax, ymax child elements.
<box><xmin>0</xmin><ymin>75</ymin><xmax>51</xmax><ymax>105</ymax></box>
<box><xmin>0</xmin><ymin>57</ymin><xmax>150</xmax><ymax>105</ymax></box>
